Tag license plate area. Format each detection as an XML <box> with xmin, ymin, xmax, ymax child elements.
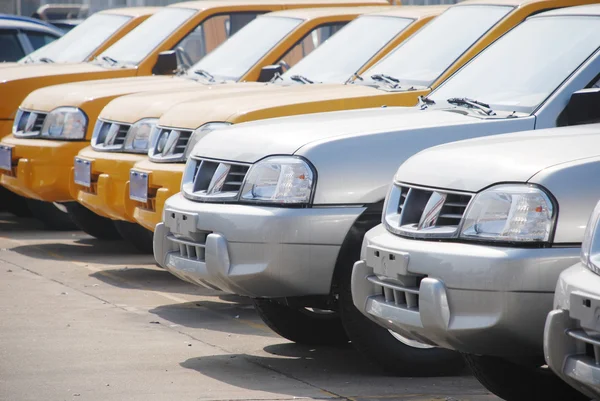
<box><xmin>0</xmin><ymin>145</ymin><xmax>13</xmax><ymax>171</ymax></box>
<box><xmin>130</xmin><ymin>170</ymin><xmax>149</xmax><ymax>203</ymax></box>
<box><xmin>570</xmin><ymin>290</ymin><xmax>600</xmax><ymax>332</ymax></box>
<box><xmin>164</xmin><ymin>209</ymin><xmax>197</xmax><ymax>238</ymax></box>
<box><xmin>74</xmin><ymin>157</ymin><xmax>92</xmax><ymax>187</ymax></box>
<box><xmin>366</xmin><ymin>245</ymin><xmax>409</xmax><ymax>277</ymax></box>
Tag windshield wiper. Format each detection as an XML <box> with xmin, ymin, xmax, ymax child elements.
<box><xmin>447</xmin><ymin>97</ymin><xmax>496</xmax><ymax>116</ymax></box>
<box><xmin>345</xmin><ymin>72</ymin><xmax>363</xmax><ymax>85</ymax></box>
<box><xmin>100</xmin><ymin>55</ymin><xmax>119</xmax><ymax>66</ymax></box>
<box><xmin>290</xmin><ymin>75</ymin><xmax>314</xmax><ymax>84</ymax></box>
<box><xmin>270</xmin><ymin>73</ymin><xmax>283</xmax><ymax>83</ymax></box>
<box><xmin>193</xmin><ymin>69</ymin><xmax>215</xmax><ymax>83</ymax></box>
<box><xmin>39</xmin><ymin>57</ymin><xmax>54</xmax><ymax>63</ymax></box>
<box><xmin>418</xmin><ymin>96</ymin><xmax>435</xmax><ymax>110</ymax></box>
<box><xmin>371</xmin><ymin>73</ymin><xmax>400</xmax><ymax>88</ymax></box>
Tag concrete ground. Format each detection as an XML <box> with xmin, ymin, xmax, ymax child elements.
<box><xmin>0</xmin><ymin>212</ymin><xmax>500</xmax><ymax>401</ymax></box>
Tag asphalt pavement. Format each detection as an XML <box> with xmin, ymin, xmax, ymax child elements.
<box><xmin>0</xmin><ymin>212</ymin><xmax>500</xmax><ymax>401</ymax></box>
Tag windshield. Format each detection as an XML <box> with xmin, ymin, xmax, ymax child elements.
<box><xmin>279</xmin><ymin>15</ymin><xmax>412</xmax><ymax>84</ymax></box>
<box><xmin>188</xmin><ymin>16</ymin><xmax>302</xmax><ymax>81</ymax></box>
<box><xmin>99</xmin><ymin>7</ymin><xmax>196</xmax><ymax>66</ymax></box>
<box><xmin>363</xmin><ymin>5</ymin><xmax>512</xmax><ymax>88</ymax></box>
<box><xmin>21</xmin><ymin>13</ymin><xmax>131</xmax><ymax>63</ymax></box>
<box><xmin>430</xmin><ymin>16</ymin><xmax>600</xmax><ymax>114</ymax></box>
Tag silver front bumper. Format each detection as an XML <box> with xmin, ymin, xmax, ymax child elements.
<box><xmin>351</xmin><ymin>224</ymin><xmax>579</xmax><ymax>357</ymax></box>
<box><xmin>544</xmin><ymin>263</ymin><xmax>600</xmax><ymax>400</ymax></box>
<box><xmin>154</xmin><ymin>193</ymin><xmax>365</xmax><ymax>298</ymax></box>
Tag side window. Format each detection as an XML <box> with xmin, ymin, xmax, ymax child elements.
<box><xmin>24</xmin><ymin>31</ymin><xmax>58</xmax><ymax>50</ymax></box>
<box><xmin>174</xmin><ymin>12</ymin><xmax>263</xmax><ymax>67</ymax></box>
<box><xmin>0</xmin><ymin>30</ymin><xmax>25</xmax><ymax>62</ymax></box>
<box><xmin>277</xmin><ymin>22</ymin><xmax>347</xmax><ymax>69</ymax></box>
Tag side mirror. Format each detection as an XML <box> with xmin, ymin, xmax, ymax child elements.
<box><xmin>152</xmin><ymin>51</ymin><xmax>178</xmax><ymax>75</ymax></box>
<box><xmin>565</xmin><ymin>87</ymin><xmax>600</xmax><ymax>126</ymax></box>
<box><xmin>257</xmin><ymin>64</ymin><xmax>283</xmax><ymax>83</ymax></box>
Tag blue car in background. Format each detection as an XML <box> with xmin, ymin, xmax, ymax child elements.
<box><xmin>0</xmin><ymin>14</ymin><xmax>62</xmax><ymax>62</ymax></box>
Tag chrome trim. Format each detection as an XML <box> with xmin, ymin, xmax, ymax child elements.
<box><xmin>167</xmin><ymin>235</ymin><xmax>206</xmax><ymax>248</ymax></box>
<box><xmin>384</xmin><ymin>183</ymin><xmax>474</xmax><ymax>240</ymax></box>
<box><xmin>13</xmin><ymin>108</ymin><xmax>47</xmax><ymax>138</ymax></box>
<box><xmin>367</xmin><ymin>275</ymin><xmax>420</xmax><ymax>295</ymax></box>
<box><xmin>567</xmin><ymin>329</ymin><xmax>600</xmax><ymax>347</ymax></box>
<box><xmin>182</xmin><ymin>157</ymin><xmax>251</xmax><ymax>203</ymax></box>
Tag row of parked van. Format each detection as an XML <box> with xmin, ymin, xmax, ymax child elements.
<box><xmin>1</xmin><ymin>1</ymin><xmax>600</xmax><ymax>400</ymax></box>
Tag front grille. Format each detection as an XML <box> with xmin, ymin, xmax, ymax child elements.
<box><xmin>13</xmin><ymin>109</ymin><xmax>47</xmax><ymax>137</ymax></box>
<box><xmin>149</xmin><ymin>127</ymin><xmax>193</xmax><ymax>161</ymax></box>
<box><xmin>167</xmin><ymin>231</ymin><xmax>211</xmax><ymax>262</ymax></box>
<box><xmin>182</xmin><ymin>157</ymin><xmax>250</xmax><ymax>202</ymax></box>
<box><xmin>368</xmin><ymin>274</ymin><xmax>425</xmax><ymax>311</ymax></box>
<box><xmin>386</xmin><ymin>184</ymin><xmax>472</xmax><ymax>239</ymax></box>
<box><xmin>567</xmin><ymin>329</ymin><xmax>600</xmax><ymax>364</ymax></box>
<box><xmin>91</xmin><ymin>120</ymin><xmax>132</xmax><ymax>151</ymax></box>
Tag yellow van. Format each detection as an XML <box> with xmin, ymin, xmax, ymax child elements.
<box><xmin>0</xmin><ymin>7</ymin><xmax>155</xmax><ymax>68</ymax></box>
<box><xmin>65</xmin><ymin>5</ymin><xmax>444</xmax><ymax>246</ymax></box>
<box><xmin>0</xmin><ymin>7</ymin><xmax>158</xmax><ymax>135</ymax></box>
<box><xmin>124</xmin><ymin>0</ymin><xmax>598</xmax><ymax>239</ymax></box>
<box><xmin>0</xmin><ymin>4</ymin><xmax>387</xmax><ymax>232</ymax></box>
<box><xmin>0</xmin><ymin>0</ymin><xmax>385</xmax><ymax>142</ymax></box>
<box><xmin>22</xmin><ymin>7</ymin><xmax>157</xmax><ymax>64</ymax></box>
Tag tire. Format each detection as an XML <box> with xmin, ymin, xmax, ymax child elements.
<box><xmin>464</xmin><ymin>354</ymin><xmax>590</xmax><ymax>401</ymax></box>
<box><xmin>64</xmin><ymin>202</ymin><xmax>121</xmax><ymax>239</ymax></box>
<box><xmin>26</xmin><ymin>199</ymin><xmax>78</xmax><ymax>230</ymax></box>
<box><xmin>252</xmin><ymin>298</ymin><xmax>349</xmax><ymax>346</ymax></box>
<box><xmin>0</xmin><ymin>187</ymin><xmax>31</xmax><ymax>217</ymax></box>
<box><xmin>336</xmin><ymin>222</ymin><xmax>465</xmax><ymax>376</ymax></box>
<box><xmin>113</xmin><ymin>220</ymin><xmax>154</xmax><ymax>253</ymax></box>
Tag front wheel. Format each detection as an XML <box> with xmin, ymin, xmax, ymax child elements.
<box><xmin>335</xmin><ymin>222</ymin><xmax>465</xmax><ymax>376</ymax></box>
<box><xmin>26</xmin><ymin>199</ymin><xmax>78</xmax><ymax>230</ymax></box>
<box><xmin>64</xmin><ymin>202</ymin><xmax>121</xmax><ymax>240</ymax></box>
<box><xmin>252</xmin><ymin>298</ymin><xmax>349</xmax><ymax>346</ymax></box>
<box><xmin>0</xmin><ymin>187</ymin><xmax>31</xmax><ymax>217</ymax></box>
<box><xmin>338</xmin><ymin>278</ymin><xmax>465</xmax><ymax>376</ymax></box>
<box><xmin>113</xmin><ymin>221</ymin><xmax>154</xmax><ymax>254</ymax></box>
<box><xmin>464</xmin><ymin>354</ymin><xmax>589</xmax><ymax>401</ymax></box>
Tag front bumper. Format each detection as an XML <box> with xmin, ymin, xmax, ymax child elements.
<box><xmin>544</xmin><ymin>264</ymin><xmax>600</xmax><ymax>400</ymax></box>
<box><xmin>70</xmin><ymin>147</ymin><xmax>146</xmax><ymax>221</ymax></box>
<box><xmin>0</xmin><ymin>135</ymin><xmax>87</xmax><ymax>202</ymax></box>
<box><xmin>130</xmin><ymin>159</ymin><xmax>184</xmax><ymax>231</ymax></box>
<box><xmin>154</xmin><ymin>192</ymin><xmax>365</xmax><ymax>298</ymax></box>
<box><xmin>351</xmin><ymin>224</ymin><xmax>579</xmax><ymax>357</ymax></box>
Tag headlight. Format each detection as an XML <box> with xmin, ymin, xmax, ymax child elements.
<box><xmin>123</xmin><ymin>119</ymin><xmax>158</xmax><ymax>153</ymax></box>
<box><xmin>459</xmin><ymin>184</ymin><xmax>555</xmax><ymax>243</ymax></box>
<box><xmin>149</xmin><ymin>122</ymin><xmax>231</xmax><ymax>162</ymax></box>
<box><xmin>240</xmin><ymin>156</ymin><xmax>315</xmax><ymax>205</ymax></box>
<box><xmin>41</xmin><ymin>107</ymin><xmax>87</xmax><ymax>140</ymax></box>
<box><xmin>581</xmin><ymin>200</ymin><xmax>600</xmax><ymax>274</ymax></box>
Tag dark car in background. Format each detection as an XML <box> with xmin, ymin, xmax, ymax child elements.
<box><xmin>0</xmin><ymin>14</ymin><xmax>62</xmax><ymax>62</ymax></box>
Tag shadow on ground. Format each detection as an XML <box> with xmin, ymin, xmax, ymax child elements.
<box><xmin>181</xmin><ymin>344</ymin><xmax>484</xmax><ymax>401</ymax></box>
<box><xmin>90</xmin><ymin>266</ymin><xmax>215</xmax><ymax>296</ymax></box>
<box><xmin>0</xmin><ymin>214</ymin><xmax>79</xmax><ymax>240</ymax></box>
<box><xmin>8</xmin><ymin>237</ymin><xmax>155</xmax><ymax>266</ymax></box>
<box><xmin>150</xmin><ymin>298</ymin><xmax>274</xmax><ymax>337</ymax></box>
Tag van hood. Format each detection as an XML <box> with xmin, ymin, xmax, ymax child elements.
<box><xmin>100</xmin><ymin>82</ymin><xmax>277</xmax><ymax>124</ymax></box>
<box><xmin>158</xmin><ymin>83</ymin><xmax>411</xmax><ymax>129</ymax></box>
<box><xmin>397</xmin><ymin>124</ymin><xmax>600</xmax><ymax>193</ymax></box>
<box><xmin>20</xmin><ymin>76</ymin><xmax>198</xmax><ymax>112</ymax></box>
<box><xmin>194</xmin><ymin>107</ymin><xmax>482</xmax><ymax>162</ymax></box>
<box><xmin>0</xmin><ymin>62</ymin><xmax>132</xmax><ymax>119</ymax></box>
<box><xmin>0</xmin><ymin>62</ymin><xmax>113</xmax><ymax>81</ymax></box>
